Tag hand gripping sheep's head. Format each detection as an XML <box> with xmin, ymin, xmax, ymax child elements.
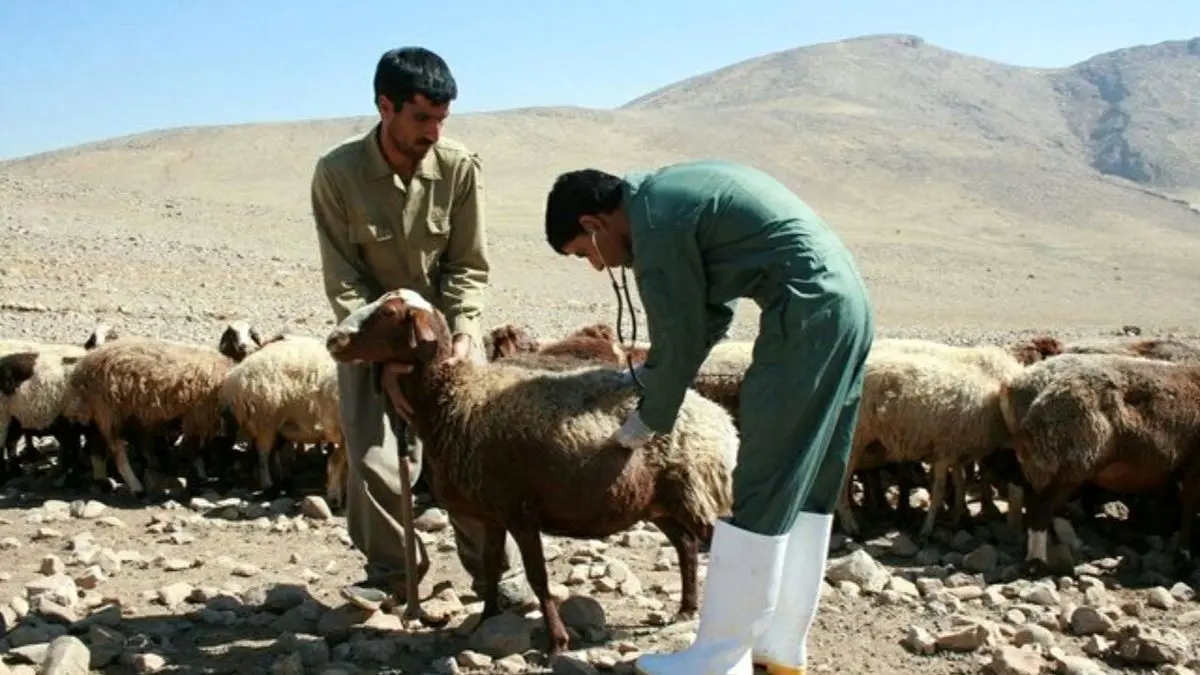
<box><xmin>325</xmin><ymin>289</ymin><xmax>447</xmax><ymax>367</ymax></box>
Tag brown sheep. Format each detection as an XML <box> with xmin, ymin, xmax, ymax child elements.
<box><xmin>483</xmin><ymin>323</ymin><xmax>539</xmax><ymax>361</ymax></box>
<box><xmin>63</xmin><ymin>337</ymin><xmax>237</xmax><ymax>496</ymax></box>
<box><xmin>1006</xmin><ymin>336</ymin><xmax>1064</xmax><ymax>365</ymax></box>
<box><xmin>324</xmin><ymin>289</ymin><xmax>738</xmax><ymax>657</ymax></box>
<box><xmin>998</xmin><ymin>353</ymin><xmax>1200</xmax><ymax>575</ymax></box>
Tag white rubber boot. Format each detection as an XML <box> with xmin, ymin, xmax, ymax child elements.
<box><xmin>634</xmin><ymin>518</ymin><xmax>788</xmax><ymax>675</ymax></box>
<box><xmin>751</xmin><ymin>512</ymin><xmax>834</xmax><ymax>674</ymax></box>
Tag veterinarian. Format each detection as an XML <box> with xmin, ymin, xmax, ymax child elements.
<box><xmin>543</xmin><ymin>160</ymin><xmax>874</xmax><ymax>675</ymax></box>
<box><xmin>311</xmin><ymin>46</ymin><xmax>534</xmax><ymax>613</ymax></box>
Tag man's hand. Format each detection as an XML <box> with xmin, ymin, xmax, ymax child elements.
<box><xmin>611</xmin><ymin>409</ymin><xmax>655</xmax><ymax>449</ymax></box>
<box><xmin>379</xmin><ymin>362</ymin><xmax>416</xmax><ymax>424</ymax></box>
<box><xmin>618</xmin><ymin>364</ymin><xmax>646</xmax><ymax>386</ymax></box>
<box><xmin>445</xmin><ymin>333</ymin><xmax>473</xmax><ymax>366</ymax></box>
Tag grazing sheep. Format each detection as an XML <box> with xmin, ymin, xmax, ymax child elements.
<box><xmin>63</xmin><ymin>337</ymin><xmax>236</xmax><ymax>495</ymax></box>
<box><xmin>0</xmin><ymin>346</ymin><xmax>90</xmax><ymax>481</ymax></box>
<box><xmin>837</xmin><ymin>347</ymin><xmax>1016</xmax><ymax>539</ymax></box>
<box><xmin>219</xmin><ymin>335</ymin><xmax>343</xmax><ymax>494</ymax></box>
<box><xmin>997</xmin><ymin>353</ymin><xmax>1200</xmax><ymax>573</ymax></box>
<box><xmin>324</xmin><ymin>288</ymin><xmax>738</xmax><ymax>657</ymax></box>
<box><xmin>862</xmin><ymin>338</ymin><xmax>1028</xmax><ymax>525</ymax></box>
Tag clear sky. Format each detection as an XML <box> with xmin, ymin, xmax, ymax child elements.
<box><xmin>0</xmin><ymin>0</ymin><xmax>1195</xmax><ymax>160</ymax></box>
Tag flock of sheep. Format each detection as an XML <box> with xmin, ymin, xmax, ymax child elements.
<box><xmin>2</xmin><ymin>290</ymin><xmax>1200</xmax><ymax>654</ymax></box>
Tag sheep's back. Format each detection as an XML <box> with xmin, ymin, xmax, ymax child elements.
<box><xmin>857</xmin><ymin>350</ymin><xmax>1006</xmax><ymax>463</ymax></box>
<box><xmin>221</xmin><ymin>337</ymin><xmax>340</xmax><ymax>443</ymax></box>
<box><xmin>1006</xmin><ymin>354</ymin><xmax>1200</xmax><ymax>488</ymax></box>
<box><xmin>68</xmin><ymin>338</ymin><xmax>232</xmax><ymax>436</ymax></box>
<box><xmin>435</xmin><ymin>361</ymin><xmax>738</xmax><ymax>525</ymax></box>
<box><xmin>873</xmin><ymin>338</ymin><xmax>1024</xmax><ymax>382</ymax></box>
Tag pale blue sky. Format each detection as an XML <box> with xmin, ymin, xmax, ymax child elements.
<box><xmin>0</xmin><ymin>0</ymin><xmax>1195</xmax><ymax>160</ymax></box>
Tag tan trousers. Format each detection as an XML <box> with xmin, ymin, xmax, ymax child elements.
<box><xmin>337</xmin><ymin>354</ymin><xmax>523</xmax><ymax>589</ymax></box>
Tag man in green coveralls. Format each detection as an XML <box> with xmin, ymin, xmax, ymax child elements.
<box><xmin>543</xmin><ymin>160</ymin><xmax>874</xmax><ymax>675</ymax></box>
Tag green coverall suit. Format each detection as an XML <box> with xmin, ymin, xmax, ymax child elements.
<box><xmin>625</xmin><ymin>159</ymin><xmax>874</xmax><ymax>675</ymax></box>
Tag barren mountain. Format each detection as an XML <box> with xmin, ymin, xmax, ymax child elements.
<box><xmin>1</xmin><ymin>33</ymin><xmax>1198</xmax><ymax>346</ymax></box>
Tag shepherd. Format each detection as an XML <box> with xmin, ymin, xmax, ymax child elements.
<box><xmin>543</xmin><ymin>159</ymin><xmax>875</xmax><ymax>675</ymax></box>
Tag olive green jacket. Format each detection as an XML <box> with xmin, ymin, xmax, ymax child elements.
<box><xmin>311</xmin><ymin>124</ymin><xmax>489</xmax><ymax>347</ymax></box>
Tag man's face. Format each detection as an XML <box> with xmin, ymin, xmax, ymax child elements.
<box><xmin>561</xmin><ymin>218</ymin><xmax>630</xmax><ymax>271</ymax></box>
<box><xmin>378</xmin><ymin>93</ymin><xmax>449</xmax><ymax>163</ymax></box>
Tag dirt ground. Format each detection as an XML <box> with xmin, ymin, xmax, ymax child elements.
<box><xmin>2</xmin><ymin>441</ymin><xmax>1199</xmax><ymax>674</ymax></box>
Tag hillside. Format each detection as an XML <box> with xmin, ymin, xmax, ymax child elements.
<box><xmin>1</xmin><ymin>33</ymin><xmax>1199</xmax><ymax>346</ymax></box>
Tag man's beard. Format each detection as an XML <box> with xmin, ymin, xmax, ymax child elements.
<box><xmin>390</xmin><ymin>131</ymin><xmax>432</xmax><ymax>162</ymax></box>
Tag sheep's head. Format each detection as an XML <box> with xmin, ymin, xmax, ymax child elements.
<box><xmin>0</xmin><ymin>352</ymin><xmax>37</xmax><ymax>397</ymax></box>
<box><xmin>1009</xmin><ymin>336</ymin><xmax>1063</xmax><ymax>365</ymax></box>
<box><xmin>218</xmin><ymin>320</ymin><xmax>264</xmax><ymax>362</ymax></box>
<box><xmin>84</xmin><ymin>323</ymin><xmax>118</xmax><ymax>350</ymax></box>
<box><xmin>485</xmin><ymin>323</ymin><xmax>538</xmax><ymax>361</ymax></box>
<box><xmin>326</xmin><ymin>289</ymin><xmax>449</xmax><ymax>367</ymax></box>
<box><xmin>569</xmin><ymin>323</ymin><xmax>617</xmax><ymax>343</ymax></box>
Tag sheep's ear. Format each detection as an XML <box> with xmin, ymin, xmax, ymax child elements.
<box><xmin>407</xmin><ymin>309</ymin><xmax>440</xmax><ymax>362</ymax></box>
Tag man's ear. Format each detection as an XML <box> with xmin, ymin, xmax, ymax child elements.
<box><xmin>579</xmin><ymin>214</ymin><xmax>604</xmax><ymax>236</ymax></box>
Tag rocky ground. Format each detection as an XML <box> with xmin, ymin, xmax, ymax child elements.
<box><xmin>1</xmin><ymin>453</ymin><xmax>1199</xmax><ymax>675</ymax></box>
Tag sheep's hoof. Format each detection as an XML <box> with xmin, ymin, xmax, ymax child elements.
<box><xmin>1019</xmin><ymin>559</ymin><xmax>1051</xmax><ymax>579</ymax></box>
<box><xmin>673</xmin><ymin>609</ymin><xmax>697</xmax><ymax>623</ymax></box>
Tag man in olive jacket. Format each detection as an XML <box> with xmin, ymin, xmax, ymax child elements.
<box><xmin>312</xmin><ymin>46</ymin><xmax>532</xmax><ymax>612</ymax></box>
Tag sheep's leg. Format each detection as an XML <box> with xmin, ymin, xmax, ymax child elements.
<box><xmin>111</xmin><ymin>438</ymin><xmax>144</xmax><ymax>496</ymax></box>
<box><xmin>860</xmin><ymin>470</ymin><xmax>885</xmax><ymax>517</ymax></box>
<box><xmin>1020</xmin><ymin>478</ymin><xmax>1079</xmax><ymax>578</ymax></box>
<box><xmin>477</xmin><ymin>521</ymin><xmax>509</xmax><ymax>623</ymax></box>
<box><xmin>137</xmin><ymin>426</ymin><xmax>170</xmax><ymax>498</ymax></box>
<box><xmin>895</xmin><ymin>462</ymin><xmax>923</xmax><ymax>527</ymax></box>
<box><xmin>254</xmin><ymin>434</ymin><xmax>276</xmax><ymax>492</ymax></box>
<box><xmin>1173</xmin><ymin>469</ymin><xmax>1200</xmax><ymax>572</ymax></box>
<box><xmin>508</xmin><ymin>525</ymin><xmax>569</xmax><ymax>657</ymax></box>
<box><xmin>652</xmin><ymin>517</ymin><xmax>700</xmax><ymax>620</ymax></box>
<box><xmin>52</xmin><ymin>422</ymin><xmax>84</xmax><ymax>488</ymax></box>
<box><xmin>950</xmin><ymin>462</ymin><xmax>970</xmax><ymax>527</ymax></box>
<box><xmin>919</xmin><ymin>459</ymin><xmax>953</xmax><ymax>539</ymax></box>
<box><xmin>835</xmin><ymin>478</ymin><xmax>860</xmax><ymax>536</ymax></box>
<box><xmin>0</xmin><ymin>418</ymin><xmax>19</xmax><ymax>480</ymax></box>
<box><xmin>83</xmin><ymin>424</ymin><xmax>114</xmax><ymax>493</ymax></box>
<box><xmin>1006</xmin><ymin>483</ymin><xmax>1025</xmax><ymax>532</ymax></box>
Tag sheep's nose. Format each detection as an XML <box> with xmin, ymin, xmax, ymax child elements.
<box><xmin>326</xmin><ymin>331</ymin><xmax>350</xmax><ymax>354</ymax></box>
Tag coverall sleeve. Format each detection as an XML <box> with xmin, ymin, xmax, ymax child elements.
<box><xmin>438</xmin><ymin>152</ymin><xmax>490</xmax><ymax>349</ymax></box>
<box><xmin>312</xmin><ymin>159</ymin><xmax>373</xmax><ymax>324</ymax></box>
<box><xmin>633</xmin><ymin>226</ymin><xmax>713</xmax><ymax>434</ymax></box>
<box><xmin>704</xmin><ymin>299</ymin><xmax>738</xmax><ymax>349</ymax></box>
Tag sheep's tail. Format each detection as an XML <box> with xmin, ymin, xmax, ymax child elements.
<box><xmin>997</xmin><ymin>380</ymin><xmax>1019</xmax><ymax>436</ymax></box>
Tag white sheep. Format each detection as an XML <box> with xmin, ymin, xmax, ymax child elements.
<box><xmin>218</xmin><ymin>335</ymin><xmax>343</xmax><ymax>497</ymax></box>
<box><xmin>0</xmin><ymin>344</ymin><xmax>90</xmax><ymax>481</ymax></box>
<box><xmin>837</xmin><ymin>346</ymin><xmax>1017</xmax><ymax>539</ymax></box>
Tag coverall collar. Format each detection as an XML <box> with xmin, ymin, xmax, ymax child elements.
<box><xmin>621</xmin><ymin>171</ymin><xmax>650</xmax><ymax>265</ymax></box>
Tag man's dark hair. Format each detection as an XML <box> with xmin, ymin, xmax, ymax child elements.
<box><xmin>373</xmin><ymin>47</ymin><xmax>458</xmax><ymax>108</ymax></box>
<box><xmin>544</xmin><ymin>169</ymin><xmax>625</xmax><ymax>254</ymax></box>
